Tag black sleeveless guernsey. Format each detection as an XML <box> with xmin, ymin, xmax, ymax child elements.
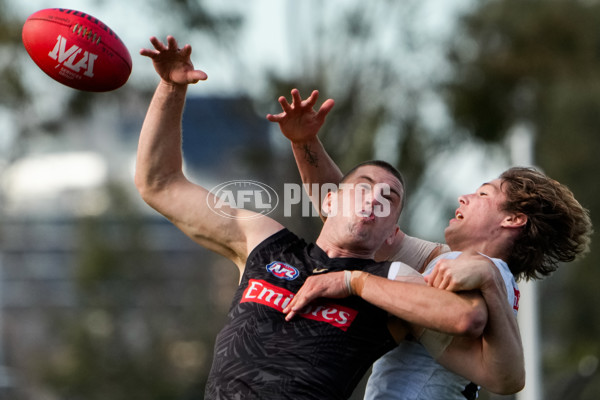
<box><xmin>205</xmin><ymin>229</ymin><xmax>396</xmax><ymax>399</ymax></box>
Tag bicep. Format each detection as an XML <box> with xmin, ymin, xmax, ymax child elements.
<box><xmin>436</xmin><ymin>333</ymin><xmax>513</xmax><ymax>392</ymax></box>
<box><xmin>436</xmin><ymin>335</ymin><xmax>484</xmax><ymax>380</ymax></box>
<box><xmin>435</xmin><ymin>302</ymin><xmax>524</xmax><ymax>393</ymax></box>
<box><xmin>147</xmin><ymin>177</ymin><xmax>284</xmax><ymax>266</ymax></box>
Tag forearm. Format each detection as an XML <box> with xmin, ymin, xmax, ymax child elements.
<box><xmin>351</xmin><ymin>271</ymin><xmax>486</xmax><ymax>337</ymax></box>
<box><xmin>437</xmin><ymin>271</ymin><xmax>525</xmax><ymax>393</ymax></box>
<box><xmin>291</xmin><ymin>137</ymin><xmax>343</xmax><ymax>215</ymax></box>
<box><xmin>135</xmin><ymin>82</ymin><xmax>188</xmax><ymax>197</ymax></box>
<box><xmin>477</xmin><ymin>274</ymin><xmax>524</xmax><ymax>392</ymax></box>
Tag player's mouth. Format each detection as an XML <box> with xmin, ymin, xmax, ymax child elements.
<box><xmin>454</xmin><ymin>210</ymin><xmax>464</xmax><ymax>221</ymax></box>
<box><xmin>358</xmin><ymin>209</ymin><xmax>376</xmax><ymax>221</ymax></box>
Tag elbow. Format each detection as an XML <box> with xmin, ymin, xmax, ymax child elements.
<box><xmin>134</xmin><ymin>173</ymin><xmax>154</xmax><ymax>204</ymax></box>
<box><xmin>134</xmin><ymin>170</ymin><xmax>175</xmax><ymax>208</ymax></box>
<box><xmin>134</xmin><ymin>173</ymin><xmax>151</xmax><ymax>198</ymax></box>
<box><xmin>481</xmin><ymin>358</ymin><xmax>526</xmax><ymax>395</ymax></box>
<box><xmin>485</xmin><ymin>371</ymin><xmax>525</xmax><ymax>395</ymax></box>
<box><xmin>500</xmin><ymin>362</ymin><xmax>526</xmax><ymax>394</ymax></box>
<box><xmin>455</xmin><ymin>307</ymin><xmax>487</xmax><ymax>338</ymax></box>
<box><xmin>514</xmin><ymin>374</ymin><xmax>526</xmax><ymax>394</ymax></box>
<box><xmin>505</xmin><ymin>375</ymin><xmax>526</xmax><ymax>395</ymax></box>
<box><xmin>453</xmin><ymin>295</ymin><xmax>488</xmax><ymax>337</ymax></box>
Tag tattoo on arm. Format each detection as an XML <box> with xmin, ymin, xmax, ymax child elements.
<box><xmin>302</xmin><ymin>144</ymin><xmax>319</xmax><ymax>167</ymax></box>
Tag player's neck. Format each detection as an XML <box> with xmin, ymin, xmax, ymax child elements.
<box><xmin>315</xmin><ymin>235</ymin><xmax>375</xmax><ymax>260</ymax></box>
<box><xmin>449</xmin><ymin>240</ymin><xmax>508</xmax><ymax>261</ymax></box>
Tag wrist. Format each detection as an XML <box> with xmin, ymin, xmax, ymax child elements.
<box><xmin>344</xmin><ymin>270</ymin><xmax>354</xmax><ymax>295</ymax></box>
<box><xmin>350</xmin><ymin>270</ymin><xmax>370</xmax><ymax>297</ymax></box>
<box><xmin>290</xmin><ymin>136</ymin><xmax>321</xmax><ymax>148</ymax></box>
<box><xmin>158</xmin><ymin>79</ymin><xmax>188</xmax><ymax>91</ymax></box>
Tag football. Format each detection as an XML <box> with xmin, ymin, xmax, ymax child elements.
<box><xmin>22</xmin><ymin>8</ymin><xmax>132</xmax><ymax>92</ymax></box>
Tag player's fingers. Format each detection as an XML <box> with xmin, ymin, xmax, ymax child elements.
<box><xmin>285</xmin><ymin>309</ymin><xmax>297</xmax><ymax>321</ymax></box>
<box><xmin>283</xmin><ymin>298</ymin><xmax>298</xmax><ymax>320</ymax></box>
<box><xmin>190</xmin><ymin>70</ymin><xmax>208</xmax><ymax>82</ymax></box>
<box><xmin>139</xmin><ymin>48</ymin><xmax>159</xmax><ymax>58</ymax></box>
<box><xmin>284</xmin><ymin>293</ymin><xmax>308</xmax><ymax>321</ymax></box>
<box><xmin>426</xmin><ymin>267</ymin><xmax>438</xmax><ymax>287</ymax></box>
<box><xmin>430</xmin><ymin>260</ymin><xmax>450</xmax><ymax>288</ymax></box>
<box><xmin>432</xmin><ymin>273</ymin><xmax>447</xmax><ymax>289</ymax></box>
<box><xmin>304</xmin><ymin>90</ymin><xmax>319</xmax><ymax>108</ymax></box>
<box><xmin>289</xmin><ymin>285</ymin><xmax>317</xmax><ymax>311</ymax></box>
<box><xmin>278</xmin><ymin>96</ymin><xmax>293</xmax><ymax>113</ymax></box>
<box><xmin>423</xmin><ymin>274</ymin><xmax>431</xmax><ymax>285</ymax></box>
<box><xmin>283</xmin><ymin>285</ymin><xmax>304</xmax><ymax>312</ymax></box>
<box><xmin>266</xmin><ymin>112</ymin><xmax>285</xmax><ymax>122</ymax></box>
<box><xmin>149</xmin><ymin>36</ymin><xmax>165</xmax><ymax>50</ymax></box>
<box><xmin>283</xmin><ymin>298</ymin><xmax>294</xmax><ymax>314</ymax></box>
<box><xmin>180</xmin><ymin>44</ymin><xmax>193</xmax><ymax>58</ymax></box>
<box><xmin>291</xmin><ymin>88</ymin><xmax>303</xmax><ymax>106</ymax></box>
<box><xmin>166</xmin><ymin>35</ymin><xmax>179</xmax><ymax>51</ymax></box>
<box><xmin>315</xmin><ymin>99</ymin><xmax>335</xmax><ymax>122</ymax></box>
<box><xmin>436</xmin><ymin>271</ymin><xmax>449</xmax><ymax>289</ymax></box>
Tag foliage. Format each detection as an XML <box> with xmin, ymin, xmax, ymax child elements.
<box><xmin>444</xmin><ymin>0</ymin><xmax>600</xmax><ymax>397</ymax></box>
<box><xmin>0</xmin><ymin>0</ymin><xmax>26</xmax><ymax>103</ymax></box>
<box><xmin>2</xmin><ymin>0</ymin><xmax>598</xmax><ymax>398</ymax></box>
<box><xmin>259</xmin><ymin>0</ymin><xmax>440</xmax><ymax>238</ymax></box>
<box><xmin>0</xmin><ymin>0</ymin><xmax>242</xmax><ymax>161</ymax></box>
<box><xmin>37</xmin><ymin>183</ymin><xmax>235</xmax><ymax>399</ymax></box>
<box><xmin>152</xmin><ymin>0</ymin><xmax>242</xmax><ymax>37</ymax></box>
<box><xmin>0</xmin><ymin>1</ymin><xmax>242</xmax><ymax>398</ymax></box>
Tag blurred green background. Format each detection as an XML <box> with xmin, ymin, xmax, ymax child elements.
<box><xmin>0</xmin><ymin>0</ymin><xmax>598</xmax><ymax>399</ymax></box>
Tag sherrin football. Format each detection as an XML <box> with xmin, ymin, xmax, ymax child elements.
<box><xmin>22</xmin><ymin>8</ymin><xmax>132</xmax><ymax>92</ymax></box>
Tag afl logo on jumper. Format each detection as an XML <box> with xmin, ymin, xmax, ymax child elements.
<box><xmin>266</xmin><ymin>261</ymin><xmax>299</xmax><ymax>281</ymax></box>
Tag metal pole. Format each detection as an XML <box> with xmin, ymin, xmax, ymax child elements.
<box><xmin>510</xmin><ymin>124</ymin><xmax>542</xmax><ymax>400</ymax></box>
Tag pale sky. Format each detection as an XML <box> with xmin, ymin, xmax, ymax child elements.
<box><xmin>7</xmin><ymin>0</ymin><xmax>516</xmax><ymax>229</ymax></box>
<box><xmin>5</xmin><ymin>3</ymin><xmax>544</xmax><ymax>392</ymax></box>
<box><xmin>13</xmin><ymin>0</ymin><xmax>473</xmax><ymax>95</ymax></box>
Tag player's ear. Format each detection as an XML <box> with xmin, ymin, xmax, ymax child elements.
<box><xmin>321</xmin><ymin>191</ymin><xmax>335</xmax><ymax>217</ymax></box>
<box><xmin>501</xmin><ymin>213</ymin><xmax>527</xmax><ymax>229</ymax></box>
<box><xmin>384</xmin><ymin>225</ymin><xmax>400</xmax><ymax>246</ymax></box>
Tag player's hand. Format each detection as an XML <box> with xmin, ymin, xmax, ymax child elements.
<box><xmin>425</xmin><ymin>251</ymin><xmax>496</xmax><ymax>292</ymax></box>
<box><xmin>266</xmin><ymin>89</ymin><xmax>335</xmax><ymax>144</ymax></box>
<box><xmin>283</xmin><ymin>271</ymin><xmax>348</xmax><ymax>321</ymax></box>
<box><xmin>140</xmin><ymin>36</ymin><xmax>207</xmax><ymax>86</ymax></box>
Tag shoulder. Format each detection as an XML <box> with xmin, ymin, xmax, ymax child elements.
<box><xmin>481</xmin><ymin>256</ymin><xmax>520</xmax><ymax>315</ymax></box>
<box><xmin>246</xmin><ymin>227</ymin><xmax>305</xmax><ymax>262</ymax></box>
<box><xmin>390</xmin><ymin>234</ymin><xmax>450</xmax><ymax>273</ymax></box>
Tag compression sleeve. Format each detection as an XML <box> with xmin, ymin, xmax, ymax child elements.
<box><xmin>390</xmin><ymin>234</ymin><xmax>450</xmax><ymax>273</ymax></box>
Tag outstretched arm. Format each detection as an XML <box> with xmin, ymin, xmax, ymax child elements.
<box><xmin>136</xmin><ymin>36</ymin><xmax>283</xmax><ymax>272</ymax></box>
<box><xmin>267</xmin><ymin>89</ymin><xmax>340</xmax><ymax>217</ymax></box>
<box><xmin>266</xmin><ymin>89</ymin><xmax>446</xmax><ymax>265</ymax></box>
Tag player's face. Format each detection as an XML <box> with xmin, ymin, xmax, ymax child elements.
<box><xmin>326</xmin><ymin>165</ymin><xmax>403</xmax><ymax>250</ymax></box>
<box><xmin>444</xmin><ymin>179</ymin><xmax>511</xmax><ymax>249</ymax></box>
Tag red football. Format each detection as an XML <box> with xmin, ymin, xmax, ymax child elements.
<box><xmin>22</xmin><ymin>8</ymin><xmax>132</xmax><ymax>92</ymax></box>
